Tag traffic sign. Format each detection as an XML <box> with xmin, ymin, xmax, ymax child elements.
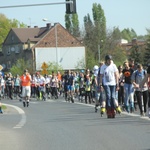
<box><xmin>0</xmin><ymin>65</ymin><xmax>3</xmax><ymax>71</ymax></box>
<box><xmin>41</xmin><ymin>62</ymin><xmax>48</xmax><ymax>69</ymax></box>
<box><xmin>42</xmin><ymin>69</ymin><xmax>48</xmax><ymax>75</ymax></box>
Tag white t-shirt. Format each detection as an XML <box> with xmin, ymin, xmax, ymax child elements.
<box><xmin>37</xmin><ymin>76</ymin><xmax>46</xmax><ymax>86</ymax></box>
<box><xmin>100</xmin><ymin>63</ymin><xmax>118</xmax><ymax>86</ymax></box>
<box><xmin>45</xmin><ymin>77</ymin><xmax>51</xmax><ymax>84</ymax></box>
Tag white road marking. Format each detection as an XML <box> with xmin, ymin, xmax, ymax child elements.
<box><xmin>3</xmin><ymin>104</ymin><xmax>26</xmax><ymax>129</ymax></box>
<box><xmin>62</xmin><ymin>100</ymin><xmax>150</xmax><ymax>121</ymax></box>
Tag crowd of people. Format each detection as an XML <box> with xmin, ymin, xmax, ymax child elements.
<box><xmin>0</xmin><ymin>55</ymin><xmax>150</xmax><ymax>118</ymax></box>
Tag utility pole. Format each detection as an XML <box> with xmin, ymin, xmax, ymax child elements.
<box><xmin>98</xmin><ymin>44</ymin><xmax>100</xmax><ymax>63</ymax></box>
<box><xmin>98</xmin><ymin>40</ymin><xmax>103</xmax><ymax>63</ymax></box>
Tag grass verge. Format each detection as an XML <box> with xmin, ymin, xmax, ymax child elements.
<box><xmin>2</xmin><ymin>105</ymin><xmax>7</xmax><ymax>109</ymax></box>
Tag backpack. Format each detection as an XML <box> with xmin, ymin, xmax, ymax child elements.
<box><xmin>135</xmin><ymin>70</ymin><xmax>146</xmax><ymax>82</ymax></box>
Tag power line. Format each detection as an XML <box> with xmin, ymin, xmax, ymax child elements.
<box><xmin>0</xmin><ymin>1</ymin><xmax>73</xmax><ymax>9</ymax></box>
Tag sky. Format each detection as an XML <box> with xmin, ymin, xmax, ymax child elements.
<box><xmin>0</xmin><ymin>0</ymin><xmax>150</xmax><ymax>35</ymax></box>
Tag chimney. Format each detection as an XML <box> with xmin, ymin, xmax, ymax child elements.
<box><xmin>46</xmin><ymin>23</ymin><xmax>51</xmax><ymax>29</ymax></box>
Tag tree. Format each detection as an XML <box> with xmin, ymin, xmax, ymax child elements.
<box><xmin>65</xmin><ymin>14</ymin><xmax>72</xmax><ymax>33</ymax></box>
<box><xmin>0</xmin><ymin>13</ymin><xmax>26</xmax><ymax>49</ymax></box>
<box><xmin>10</xmin><ymin>59</ymin><xmax>32</xmax><ymax>76</ymax></box>
<box><xmin>65</xmin><ymin>13</ymin><xmax>80</xmax><ymax>37</ymax></box>
<box><xmin>129</xmin><ymin>45</ymin><xmax>143</xmax><ymax>64</ymax></box>
<box><xmin>71</xmin><ymin>14</ymin><xmax>80</xmax><ymax>37</ymax></box>
<box><xmin>143</xmin><ymin>30</ymin><xmax>150</xmax><ymax>66</ymax></box>
<box><xmin>83</xmin><ymin>14</ymin><xmax>94</xmax><ymax>51</ymax></box>
<box><xmin>83</xmin><ymin>3</ymin><xmax>106</xmax><ymax>63</ymax></box>
<box><xmin>121</xmin><ymin>28</ymin><xmax>137</xmax><ymax>42</ymax></box>
<box><xmin>47</xmin><ymin>62</ymin><xmax>63</xmax><ymax>74</ymax></box>
<box><xmin>92</xmin><ymin>3</ymin><xmax>106</xmax><ymax>44</ymax></box>
<box><xmin>112</xmin><ymin>47</ymin><xmax>127</xmax><ymax>67</ymax></box>
<box><xmin>86</xmin><ymin>48</ymin><xmax>98</xmax><ymax>69</ymax></box>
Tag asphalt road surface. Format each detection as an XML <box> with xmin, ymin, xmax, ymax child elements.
<box><xmin>0</xmin><ymin>98</ymin><xmax>150</xmax><ymax>150</ymax></box>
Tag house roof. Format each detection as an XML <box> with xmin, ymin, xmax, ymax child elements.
<box><xmin>12</xmin><ymin>26</ymin><xmax>51</xmax><ymax>43</ymax></box>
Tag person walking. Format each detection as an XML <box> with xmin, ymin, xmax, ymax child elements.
<box><xmin>5</xmin><ymin>73</ymin><xmax>14</xmax><ymax>100</ymax></box>
<box><xmin>20</xmin><ymin>69</ymin><xmax>32</xmax><ymax>107</ymax></box>
<box><xmin>140</xmin><ymin>64</ymin><xmax>150</xmax><ymax>117</ymax></box>
<box><xmin>132</xmin><ymin>64</ymin><xmax>148</xmax><ymax>116</ymax></box>
<box><xmin>122</xmin><ymin>61</ymin><xmax>134</xmax><ymax>113</ymax></box>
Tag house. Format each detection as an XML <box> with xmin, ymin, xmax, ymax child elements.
<box><xmin>0</xmin><ymin>23</ymin><xmax>85</xmax><ymax>72</ymax></box>
<box><xmin>119</xmin><ymin>38</ymin><xmax>146</xmax><ymax>51</ymax></box>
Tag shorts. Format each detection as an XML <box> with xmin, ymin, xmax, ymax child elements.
<box><xmin>22</xmin><ymin>86</ymin><xmax>31</xmax><ymax>97</ymax></box>
<box><xmin>67</xmin><ymin>85</ymin><xmax>74</xmax><ymax>91</ymax></box>
<box><xmin>75</xmin><ymin>84</ymin><xmax>79</xmax><ymax>90</ymax></box>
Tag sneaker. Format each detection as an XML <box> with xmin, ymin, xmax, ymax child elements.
<box><xmin>141</xmin><ymin>112</ymin><xmax>145</xmax><ymax>117</ymax></box>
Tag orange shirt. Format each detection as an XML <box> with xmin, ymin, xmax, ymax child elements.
<box><xmin>20</xmin><ymin>74</ymin><xmax>31</xmax><ymax>86</ymax></box>
<box><xmin>57</xmin><ymin>73</ymin><xmax>62</xmax><ymax>81</ymax></box>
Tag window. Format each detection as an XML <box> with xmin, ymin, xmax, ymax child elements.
<box><xmin>11</xmin><ymin>36</ymin><xmax>14</xmax><ymax>41</ymax></box>
<box><xmin>15</xmin><ymin>46</ymin><xmax>20</xmax><ymax>53</ymax></box>
<box><xmin>7</xmin><ymin>47</ymin><xmax>11</xmax><ymax>55</ymax></box>
<box><xmin>7</xmin><ymin>61</ymin><xmax>11</xmax><ymax>69</ymax></box>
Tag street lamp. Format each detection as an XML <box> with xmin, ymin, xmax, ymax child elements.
<box><xmin>42</xmin><ymin>18</ymin><xmax>58</xmax><ymax>66</ymax></box>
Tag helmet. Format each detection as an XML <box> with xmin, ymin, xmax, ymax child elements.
<box><xmin>93</xmin><ymin>65</ymin><xmax>99</xmax><ymax>71</ymax></box>
<box><xmin>105</xmin><ymin>55</ymin><xmax>112</xmax><ymax>61</ymax></box>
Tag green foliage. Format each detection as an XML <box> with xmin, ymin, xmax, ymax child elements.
<box><xmin>143</xmin><ymin>31</ymin><xmax>150</xmax><ymax>66</ymax></box>
<box><xmin>121</xmin><ymin>28</ymin><xmax>137</xmax><ymax>42</ymax></box>
<box><xmin>0</xmin><ymin>13</ymin><xmax>26</xmax><ymax>48</ymax></box>
<box><xmin>65</xmin><ymin>14</ymin><xmax>72</xmax><ymax>33</ymax></box>
<box><xmin>83</xmin><ymin>3</ymin><xmax>106</xmax><ymax>64</ymax></box>
<box><xmin>86</xmin><ymin>48</ymin><xmax>98</xmax><ymax>69</ymax></box>
<box><xmin>112</xmin><ymin>27</ymin><xmax>121</xmax><ymax>40</ymax></box>
<box><xmin>10</xmin><ymin>59</ymin><xmax>32</xmax><ymax>76</ymax></box>
<box><xmin>92</xmin><ymin>3</ymin><xmax>106</xmax><ymax>43</ymax></box>
<box><xmin>71</xmin><ymin>14</ymin><xmax>80</xmax><ymax>37</ymax></box>
<box><xmin>65</xmin><ymin>13</ymin><xmax>80</xmax><ymax>37</ymax></box>
<box><xmin>2</xmin><ymin>105</ymin><xmax>7</xmax><ymax>109</ymax></box>
<box><xmin>112</xmin><ymin>47</ymin><xmax>127</xmax><ymax>67</ymax></box>
<box><xmin>75</xmin><ymin>57</ymin><xmax>86</xmax><ymax>70</ymax></box>
<box><xmin>47</xmin><ymin>62</ymin><xmax>63</xmax><ymax>74</ymax></box>
<box><xmin>129</xmin><ymin>43</ymin><xmax>146</xmax><ymax>65</ymax></box>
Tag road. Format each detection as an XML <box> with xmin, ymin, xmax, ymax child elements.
<box><xmin>0</xmin><ymin>98</ymin><xmax>150</xmax><ymax>150</ymax></box>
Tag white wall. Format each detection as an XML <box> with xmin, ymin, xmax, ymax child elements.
<box><xmin>35</xmin><ymin>47</ymin><xmax>85</xmax><ymax>70</ymax></box>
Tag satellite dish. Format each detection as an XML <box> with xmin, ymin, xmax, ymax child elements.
<box><xmin>11</xmin><ymin>47</ymin><xmax>15</xmax><ymax>52</ymax></box>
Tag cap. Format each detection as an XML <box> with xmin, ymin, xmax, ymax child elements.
<box><xmin>105</xmin><ymin>55</ymin><xmax>112</xmax><ymax>61</ymax></box>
